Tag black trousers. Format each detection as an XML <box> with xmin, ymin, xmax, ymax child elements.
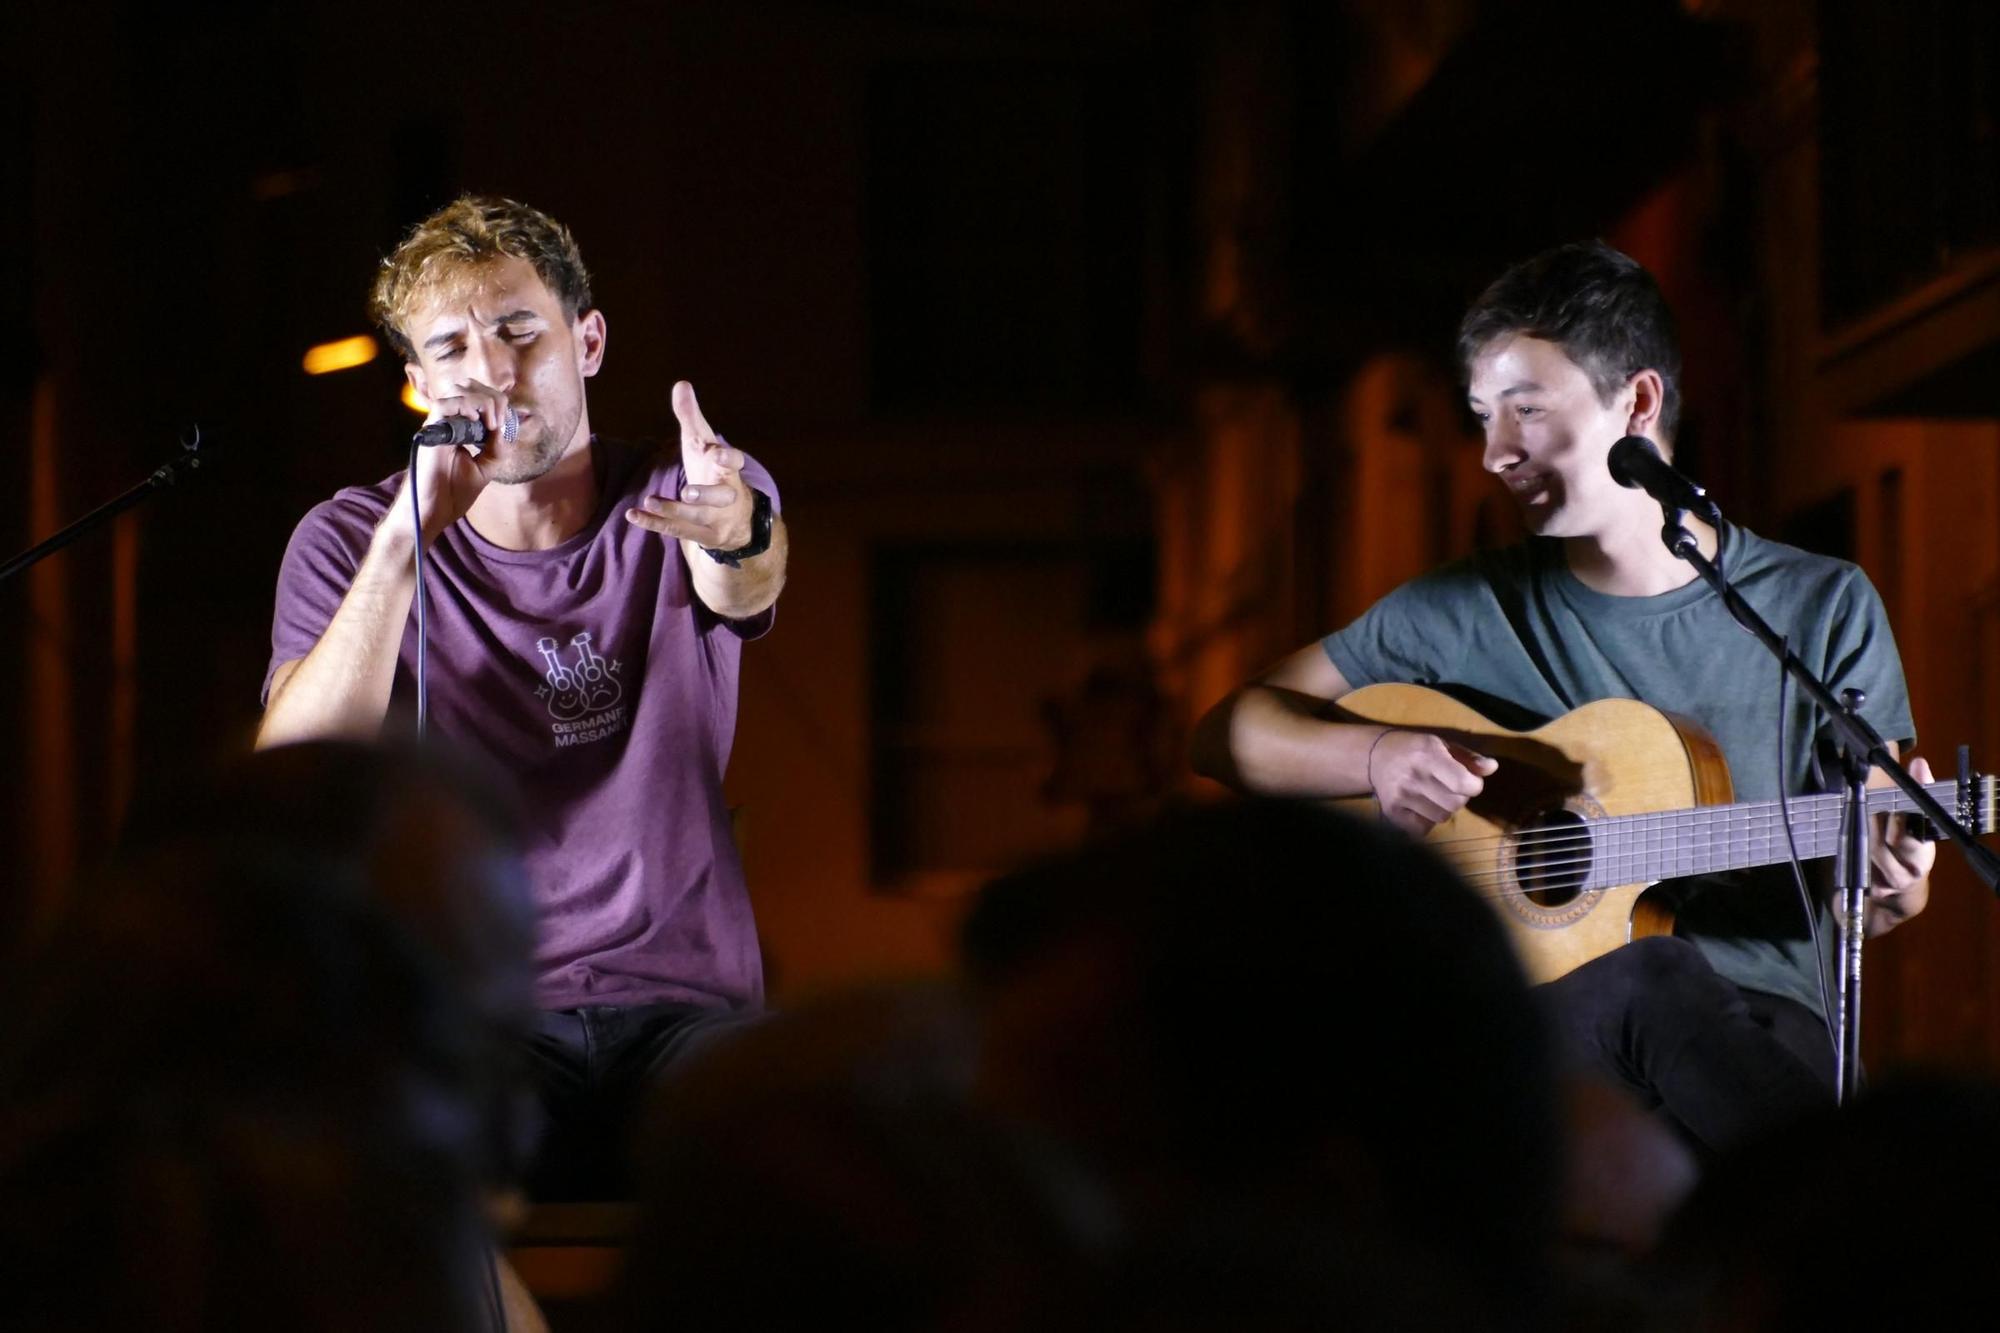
<box><xmin>1539</xmin><ymin>936</ymin><xmax>1836</xmax><ymax>1153</ymax></box>
<box><xmin>523</xmin><ymin>1002</ymin><xmax>765</xmax><ymax>1200</ymax></box>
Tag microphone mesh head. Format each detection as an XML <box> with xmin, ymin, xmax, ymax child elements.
<box><xmin>1607</xmin><ymin>435</ymin><xmax>1651</xmax><ymax>489</ymax></box>
<box><xmin>500</xmin><ymin>407</ymin><xmax>519</xmax><ymax>444</ymax></box>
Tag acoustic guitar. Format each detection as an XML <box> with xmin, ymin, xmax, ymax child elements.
<box><xmin>1328</xmin><ymin>683</ymin><xmax>1997</xmax><ymax>983</ymax></box>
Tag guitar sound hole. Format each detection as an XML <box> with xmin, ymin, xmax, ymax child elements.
<box><xmin>1514</xmin><ymin>809</ymin><xmax>1589</xmax><ymax>907</ymax></box>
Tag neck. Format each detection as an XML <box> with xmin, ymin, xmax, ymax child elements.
<box><xmin>1564</xmin><ymin>501</ymin><xmax>1718</xmax><ymax>596</ymax></box>
<box><xmin>465</xmin><ymin>422</ymin><xmax>599</xmax><ymax>552</ymax></box>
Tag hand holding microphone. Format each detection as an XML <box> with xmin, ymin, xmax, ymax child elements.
<box><xmin>394</xmin><ymin>379</ymin><xmax>510</xmax><ymax>548</ymax></box>
<box><xmin>413</xmin><ymin>405</ymin><xmax>519</xmax><ymax>450</ymax></box>
<box><xmin>412</xmin><ymin>374</ymin><xmax>518</xmax><ymax>454</ymax></box>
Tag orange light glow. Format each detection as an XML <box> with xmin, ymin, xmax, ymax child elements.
<box><xmin>302</xmin><ymin>334</ymin><xmax>379</xmax><ymax>375</ymax></box>
<box><xmin>401</xmin><ymin>382</ymin><xmax>432</xmax><ymax>415</ymax></box>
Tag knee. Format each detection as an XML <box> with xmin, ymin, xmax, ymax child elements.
<box><xmin>1546</xmin><ymin>937</ymin><xmax>1717</xmax><ymax>1020</ymax></box>
<box><xmin>1618</xmin><ymin>936</ymin><xmax>1715</xmax><ymax>991</ymax></box>
<box><xmin>1601</xmin><ymin>937</ymin><xmax>1745</xmax><ymax>1038</ymax></box>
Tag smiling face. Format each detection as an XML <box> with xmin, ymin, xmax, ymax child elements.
<box><xmin>401</xmin><ymin>255</ymin><xmax>605</xmax><ymax>485</ymax></box>
<box><xmin>1466</xmin><ymin>333</ymin><xmax>1659</xmax><ymax>541</ymax></box>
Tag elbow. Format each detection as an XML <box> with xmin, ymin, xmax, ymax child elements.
<box><xmin>254</xmin><ymin>705</ymin><xmax>375</xmax><ymax>752</ymax></box>
<box><xmin>710</xmin><ymin>593</ymin><xmax>779</xmax><ymax>622</ymax></box>
<box><xmin>699</xmin><ymin>566</ymin><xmax>785</xmax><ymax>621</ymax></box>
<box><xmin>1188</xmin><ymin>696</ymin><xmax>1243</xmax><ymax>786</ymax></box>
<box><xmin>691</xmin><ymin>528</ymin><xmax>787</xmax><ymax>620</ymax></box>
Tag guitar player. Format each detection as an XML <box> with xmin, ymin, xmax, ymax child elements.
<box><xmin>1191</xmin><ymin>240</ymin><xmax>1934</xmax><ymax>1152</ymax></box>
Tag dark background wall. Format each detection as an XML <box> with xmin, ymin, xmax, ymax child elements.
<box><xmin>9</xmin><ymin>0</ymin><xmax>2000</xmax><ymax>1070</ymax></box>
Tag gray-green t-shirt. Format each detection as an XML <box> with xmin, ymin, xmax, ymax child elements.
<box><xmin>1322</xmin><ymin>523</ymin><xmax>1913</xmax><ymax>1013</ymax></box>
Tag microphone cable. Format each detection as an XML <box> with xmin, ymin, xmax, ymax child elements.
<box><xmin>410</xmin><ymin>431</ymin><xmax>504</xmax><ymax>1331</ymax></box>
<box><xmin>1772</xmin><ymin>637</ymin><xmax>1839</xmax><ymax>1078</ymax></box>
<box><xmin>407</xmin><ymin>437</ymin><xmax>431</xmax><ymax>738</ymax></box>
<box><xmin>406</xmin><ymin>408</ymin><xmax>513</xmax><ymax>739</ymax></box>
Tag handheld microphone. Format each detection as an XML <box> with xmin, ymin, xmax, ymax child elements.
<box><xmin>413</xmin><ymin>408</ymin><xmax>519</xmax><ymax>449</ymax></box>
<box><xmin>1607</xmin><ymin>435</ymin><xmax>1720</xmax><ymax>524</ymax></box>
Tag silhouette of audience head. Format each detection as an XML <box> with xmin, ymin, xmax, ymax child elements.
<box><xmin>619</xmin><ymin>980</ymin><xmax>1110</xmax><ymax>1332</ymax></box>
<box><xmin>120</xmin><ymin>739</ymin><xmax>536</xmax><ymax>1038</ymax></box>
<box><xmin>123</xmin><ymin>739</ymin><xmax>540</xmax><ymax>1186</ymax></box>
<box><xmin>0</xmin><ymin>838</ymin><xmax>497</xmax><ymax>1331</ymax></box>
<box><xmin>962</xmin><ymin>800</ymin><xmax>1560</xmax><ymax>1320</ymax></box>
<box><xmin>0</xmin><ymin>740</ymin><xmax>541</xmax><ymax>1330</ymax></box>
<box><xmin>1656</xmin><ymin>1072</ymin><xmax>2000</xmax><ymax>1331</ymax></box>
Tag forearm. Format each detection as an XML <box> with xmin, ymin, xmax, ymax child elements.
<box><xmin>256</xmin><ymin>524</ymin><xmax>419</xmax><ymax>748</ymax></box>
<box><xmin>683</xmin><ymin>515</ymin><xmax>788</xmax><ymax>620</ymax></box>
<box><xmin>1190</xmin><ymin>683</ymin><xmax>1386</xmax><ymax>798</ymax></box>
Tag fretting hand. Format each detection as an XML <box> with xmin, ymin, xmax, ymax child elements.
<box><xmin>1865</xmin><ymin>754</ymin><xmax>1936</xmax><ymax>937</ymax></box>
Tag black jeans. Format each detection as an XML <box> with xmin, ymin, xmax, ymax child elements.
<box><xmin>523</xmin><ymin>1002</ymin><xmax>765</xmax><ymax>1200</ymax></box>
<box><xmin>1540</xmin><ymin>936</ymin><xmax>1836</xmax><ymax>1153</ymax></box>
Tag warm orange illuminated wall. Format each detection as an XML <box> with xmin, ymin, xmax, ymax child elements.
<box><xmin>1791</xmin><ymin>420</ymin><xmax>2000</xmax><ymax>1070</ymax></box>
<box><xmin>26</xmin><ymin>379</ymin><xmax>76</xmax><ymax>917</ymax></box>
<box><xmin>730</xmin><ymin>424</ymin><xmax>1160</xmax><ymax>1001</ymax></box>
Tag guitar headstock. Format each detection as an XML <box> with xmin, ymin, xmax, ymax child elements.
<box><xmin>1973</xmin><ymin>775</ymin><xmax>2000</xmax><ymax>837</ymax></box>
<box><xmin>1950</xmin><ymin>744</ymin><xmax>2000</xmax><ymax>837</ymax></box>
<box><xmin>1900</xmin><ymin>746</ymin><xmax>1998</xmax><ymax>841</ymax></box>
<box><xmin>1923</xmin><ymin>745</ymin><xmax>2000</xmax><ymax>839</ymax></box>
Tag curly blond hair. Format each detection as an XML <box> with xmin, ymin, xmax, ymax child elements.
<box><xmin>370</xmin><ymin>195</ymin><xmax>593</xmax><ymax>361</ymax></box>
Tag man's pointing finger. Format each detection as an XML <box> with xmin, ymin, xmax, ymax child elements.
<box><xmin>672</xmin><ymin>380</ymin><xmax>717</xmax><ymax>444</ymax></box>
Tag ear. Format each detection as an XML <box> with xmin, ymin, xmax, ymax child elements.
<box><xmin>1625</xmin><ymin>368</ymin><xmax>1666</xmax><ymax>443</ymax></box>
<box><xmin>404</xmin><ymin>362</ymin><xmax>430</xmax><ymax>401</ymax></box>
<box><xmin>576</xmin><ymin>309</ymin><xmax>607</xmax><ymax>379</ymax></box>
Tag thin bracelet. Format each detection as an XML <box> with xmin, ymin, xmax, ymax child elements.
<box><xmin>1365</xmin><ymin>726</ymin><xmax>1402</xmax><ymax>796</ymax></box>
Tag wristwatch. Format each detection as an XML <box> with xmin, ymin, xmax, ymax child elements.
<box><xmin>701</xmin><ymin>486</ymin><xmax>774</xmax><ymax>568</ymax></box>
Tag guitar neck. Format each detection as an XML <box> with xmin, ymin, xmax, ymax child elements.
<box><xmin>1593</xmin><ymin>779</ymin><xmax>1987</xmax><ymax>886</ymax></box>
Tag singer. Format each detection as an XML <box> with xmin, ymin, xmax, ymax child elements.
<box><xmin>1192</xmin><ymin>242</ymin><xmax>1932</xmax><ymax>1153</ymax></box>
<box><xmin>256</xmin><ymin>196</ymin><xmax>787</xmax><ymax>1198</ymax></box>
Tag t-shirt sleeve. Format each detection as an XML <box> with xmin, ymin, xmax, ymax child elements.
<box><xmin>262</xmin><ymin>498</ymin><xmax>373</xmax><ymax>705</ymax></box>
<box><xmin>1320</xmin><ymin>564</ymin><xmax>1478</xmax><ymax>688</ymax></box>
<box><xmin>1819</xmin><ymin>564</ymin><xmax>1915</xmax><ymax>751</ymax></box>
<box><xmin>713</xmin><ymin>450</ymin><xmax>781</xmax><ymax>641</ymax></box>
<box><xmin>742</xmin><ymin>451</ymin><xmax>780</xmax><ymax>515</ymax></box>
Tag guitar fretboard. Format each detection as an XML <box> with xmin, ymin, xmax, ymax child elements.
<box><xmin>1584</xmin><ymin>779</ymin><xmax>1988</xmax><ymax>888</ymax></box>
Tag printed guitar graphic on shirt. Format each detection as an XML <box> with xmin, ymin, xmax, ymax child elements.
<box><xmin>1326</xmin><ymin>684</ymin><xmax>1998</xmax><ymax>984</ymax></box>
<box><xmin>536</xmin><ymin>632</ymin><xmax>623</xmax><ymax>721</ymax></box>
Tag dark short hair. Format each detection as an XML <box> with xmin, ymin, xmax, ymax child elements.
<box><xmin>1457</xmin><ymin>240</ymin><xmax>1682</xmax><ymax>440</ymax></box>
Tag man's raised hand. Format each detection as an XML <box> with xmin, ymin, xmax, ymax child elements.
<box><xmin>624</xmin><ymin>380</ymin><xmax>754</xmax><ymax>551</ymax></box>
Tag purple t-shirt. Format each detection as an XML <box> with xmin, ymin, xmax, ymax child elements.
<box><xmin>265</xmin><ymin>438</ymin><xmax>776</xmax><ymax>1013</ymax></box>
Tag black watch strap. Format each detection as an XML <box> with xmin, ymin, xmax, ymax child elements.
<box><xmin>701</xmin><ymin>486</ymin><xmax>773</xmax><ymax>568</ymax></box>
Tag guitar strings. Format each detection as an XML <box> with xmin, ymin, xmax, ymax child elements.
<box><xmin>1446</xmin><ymin>811</ymin><xmax>1874</xmax><ymax>868</ymax></box>
<box><xmin>1421</xmin><ymin>781</ymin><xmax>1953</xmax><ymax>854</ymax></box>
<box><xmin>1425</xmin><ymin>783</ymin><xmax>1962</xmax><ymax>902</ymax></box>
<box><xmin>1422</xmin><ymin>785</ymin><xmax>1953</xmax><ymax>859</ymax></box>
<box><xmin>1452</xmin><ymin>808</ymin><xmax>1884</xmax><ymax>891</ymax></box>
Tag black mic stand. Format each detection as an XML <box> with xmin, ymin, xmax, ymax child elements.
<box><xmin>0</xmin><ymin>425</ymin><xmax>209</xmax><ymax>585</ymax></box>
<box><xmin>1656</xmin><ymin>505</ymin><xmax>2000</xmax><ymax>1104</ymax></box>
